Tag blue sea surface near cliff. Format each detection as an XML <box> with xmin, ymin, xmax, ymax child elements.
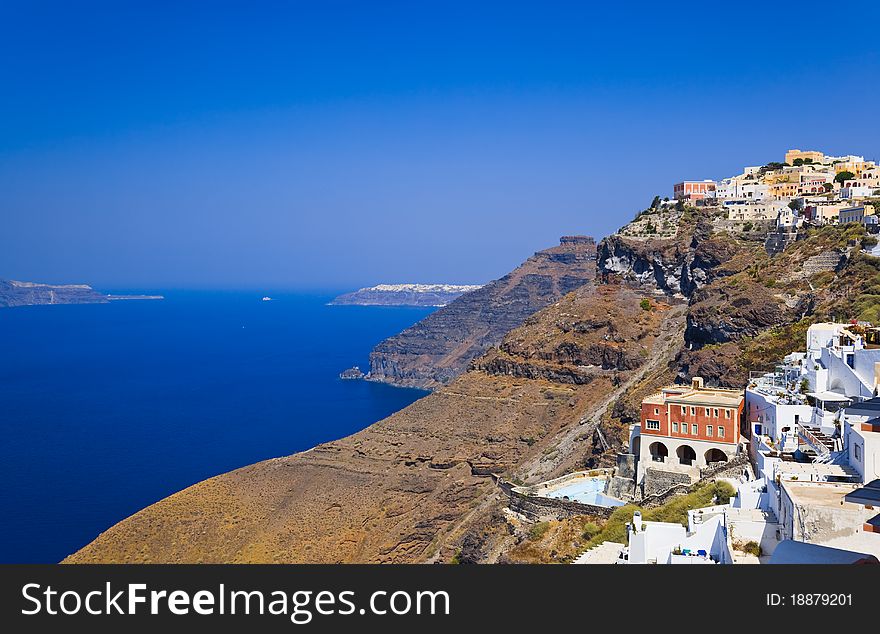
<box><xmin>0</xmin><ymin>291</ymin><xmax>432</xmax><ymax>563</ymax></box>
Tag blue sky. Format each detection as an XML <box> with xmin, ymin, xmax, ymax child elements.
<box><xmin>1</xmin><ymin>1</ymin><xmax>878</xmax><ymax>289</ymax></box>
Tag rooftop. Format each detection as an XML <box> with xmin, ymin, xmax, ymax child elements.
<box><xmin>845</xmin><ymin>480</ymin><xmax>880</xmax><ymax>506</ymax></box>
<box><xmin>776</xmin><ymin>461</ymin><xmax>859</xmax><ymax>481</ymax></box>
<box><xmin>644</xmin><ymin>385</ymin><xmax>743</xmax><ymax>408</ymax></box>
<box><xmin>846</xmin><ymin>397</ymin><xmax>880</xmax><ymax>413</ymax></box>
<box><xmin>768</xmin><ymin>540</ymin><xmax>879</xmax><ymax>565</ymax></box>
<box><xmin>781</xmin><ymin>480</ymin><xmax>864</xmax><ymax>508</ymax></box>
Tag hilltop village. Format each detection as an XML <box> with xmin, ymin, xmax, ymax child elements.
<box><xmin>664</xmin><ymin>149</ymin><xmax>879</xmax><ymax>253</ymax></box>
<box><xmin>498</xmin><ymin>150</ymin><xmax>880</xmax><ymax>564</ymax></box>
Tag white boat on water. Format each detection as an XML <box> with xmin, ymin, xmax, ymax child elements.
<box><xmin>261</xmin><ymin>296</ymin><xmax>272</xmax><ymax>301</ymax></box>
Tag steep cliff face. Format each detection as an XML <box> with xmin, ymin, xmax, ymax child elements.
<box><xmin>0</xmin><ymin>279</ymin><xmax>108</xmax><ymax>307</ymax></box>
<box><xmin>595</xmin><ymin>210</ymin><xmax>880</xmax><ymax>388</ymax></box>
<box><xmin>596</xmin><ymin>213</ymin><xmax>738</xmax><ymax>298</ymax></box>
<box><xmin>367</xmin><ymin>236</ymin><xmax>598</xmax><ymax>389</ymax></box>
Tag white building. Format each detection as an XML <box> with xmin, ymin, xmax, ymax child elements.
<box><xmin>746</xmin><ymin>322</ymin><xmax>880</xmax><ymax>478</ymax></box>
<box><xmin>614</xmin><ymin>478</ymin><xmax>782</xmax><ymax>564</ymax></box>
<box><xmin>840</xmin><ymin>399</ymin><xmax>880</xmax><ymax>483</ymax></box>
<box><xmin>618</xmin><ymin>509</ymin><xmax>731</xmax><ymax>564</ymax></box>
<box><xmin>777</xmin><ymin>206</ymin><xmax>802</xmax><ymax>229</ymax></box>
<box><xmin>716</xmin><ymin>177</ymin><xmax>770</xmax><ymax>201</ymax></box>
<box><xmin>776</xmin><ymin>479</ymin><xmax>880</xmax><ymax>560</ymax></box>
<box><xmin>840</xmin><ymin>185</ymin><xmax>878</xmax><ymax>200</ymax></box>
<box><xmin>722</xmin><ymin>199</ymin><xmax>786</xmax><ymax>222</ymax></box>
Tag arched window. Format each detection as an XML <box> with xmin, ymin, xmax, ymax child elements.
<box><xmin>705</xmin><ymin>448</ymin><xmax>728</xmax><ymax>464</ymax></box>
<box><xmin>677</xmin><ymin>445</ymin><xmax>696</xmax><ymax>466</ymax></box>
<box><xmin>649</xmin><ymin>441</ymin><xmax>668</xmax><ymax>463</ymax></box>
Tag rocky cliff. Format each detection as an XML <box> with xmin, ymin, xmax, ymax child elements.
<box><xmin>0</xmin><ymin>279</ymin><xmax>109</xmax><ymax>307</ymax></box>
<box><xmin>367</xmin><ymin>236</ymin><xmax>598</xmax><ymax>389</ymax></box>
<box><xmin>595</xmin><ymin>209</ymin><xmax>880</xmax><ymax>388</ymax></box>
<box><xmin>65</xmin><ymin>212</ymin><xmax>880</xmax><ymax>564</ymax></box>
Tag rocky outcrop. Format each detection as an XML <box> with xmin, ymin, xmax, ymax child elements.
<box><xmin>0</xmin><ymin>279</ymin><xmax>109</xmax><ymax>307</ymax></box>
<box><xmin>684</xmin><ymin>280</ymin><xmax>787</xmax><ymax>347</ymax></box>
<box><xmin>339</xmin><ymin>366</ymin><xmax>365</xmax><ymax>380</ymax></box>
<box><xmin>474</xmin><ymin>284</ymin><xmax>676</xmax><ymax>384</ymax></box>
<box><xmin>596</xmin><ymin>217</ymin><xmax>737</xmax><ymax>298</ymax></box>
<box><xmin>366</xmin><ymin>236</ymin><xmax>598</xmax><ymax>389</ymax></box>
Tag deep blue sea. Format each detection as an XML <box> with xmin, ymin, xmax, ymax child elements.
<box><xmin>0</xmin><ymin>291</ymin><xmax>432</xmax><ymax>563</ymax></box>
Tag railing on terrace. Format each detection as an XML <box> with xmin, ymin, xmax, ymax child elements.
<box><xmin>748</xmin><ymin>370</ymin><xmax>808</xmax><ymax>404</ymax></box>
<box><xmin>798</xmin><ymin>424</ymin><xmax>832</xmax><ymax>456</ymax></box>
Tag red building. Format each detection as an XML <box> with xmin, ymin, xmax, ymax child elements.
<box><xmin>632</xmin><ymin>377</ymin><xmax>744</xmax><ymax>468</ymax></box>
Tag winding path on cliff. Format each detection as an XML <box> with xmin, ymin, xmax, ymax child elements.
<box><xmin>424</xmin><ymin>301</ymin><xmax>688</xmax><ymax>561</ymax></box>
<box><xmin>516</xmin><ymin>302</ymin><xmax>687</xmax><ymax>482</ymax></box>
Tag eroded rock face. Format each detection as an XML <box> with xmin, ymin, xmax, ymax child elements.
<box><xmin>684</xmin><ymin>280</ymin><xmax>787</xmax><ymax>347</ymax></box>
<box><xmin>367</xmin><ymin>237</ymin><xmax>598</xmax><ymax>389</ymax></box>
<box><xmin>596</xmin><ymin>218</ymin><xmax>737</xmax><ymax>298</ymax></box>
<box><xmin>597</xmin><ymin>235</ymin><xmax>692</xmax><ymax>295</ymax></box>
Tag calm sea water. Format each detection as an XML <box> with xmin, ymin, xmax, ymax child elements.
<box><xmin>0</xmin><ymin>291</ymin><xmax>432</xmax><ymax>563</ymax></box>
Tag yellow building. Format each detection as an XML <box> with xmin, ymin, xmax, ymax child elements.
<box><xmin>768</xmin><ymin>181</ymin><xmax>799</xmax><ymax>199</ymax></box>
<box><xmin>834</xmin><ymin>160</ymin><xmax>877</xmax><ymax>179</ymax></box>
<box><xmin>785</xmin><ymin>149</ymin><xmax>825</xmax><ymax>165</ymax></box>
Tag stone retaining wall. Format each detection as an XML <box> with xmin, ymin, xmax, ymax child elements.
<box><xmin>641</xmin><ymin>467</ymin><xmax>692</xmax><ymax>499</ymax></box>
<box><xmin>496</xmin><ymin>477</ymin><xmax>616</xmax><ymax>522</ymax></box>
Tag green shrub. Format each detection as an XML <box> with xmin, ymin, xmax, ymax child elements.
<box><xmin>576</xmin><ymin>481</ymin><xmax>737</xmax><ymax>554</ymax></box>
<box><xmin>528</xmin><ymin>522</ymin><xmax>550</xmax><ymax>541</ymax></box>
<box><xmin>742</xmin><ymin>541</ymin><xmax>762</xmax><ymax>556</ymax></box>
<box><xmin>581</xmin><ymin>522</ymin><xmax>601</xmax><ymax>541</ymax></box>
<box><xmin>640</xmin><ymin>298</ymin><xmax>651</xmax><ymax>311</ymax></box>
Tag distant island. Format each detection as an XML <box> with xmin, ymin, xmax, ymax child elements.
<box><xmin>329</xmin><ymin>283</ymin><xmax>483</xmax><ymax>307</ymax></box>
<box><xmin>0</xmin><ymin>279</ymin><xmax>163</xmax><ymax>308</ymax></box>
<box><xmin>339</xmin><ymin>366</ymin><xmax>365</xmax><ymax>380</ymax></box>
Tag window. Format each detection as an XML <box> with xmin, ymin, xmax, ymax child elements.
<box><xmin>681</xmin><ymin>406</ymin><xmax>686</xmax><ymax>415</ymax></box>
<box><xmin>672</xmin><ymin>422</ymin><xmax>678</xmax><ymax>433</ymax></box>
<box><xmin>718</xmin><ymin>426</ymin><xmax>725</xmax><ymax>438</ymax></box>
<box><xmin>654</xmin><ymin>407</ymin><xmax>659</xmax><ymax>415</ymax></box>
<box><xmin>855</xmin><ymin>443</ymin><xmax>862</xmax><ymax>461</ymax></box>
<box><xmin>713</xmin><ymin>408</ymin><xmax>719</xmax><ymax>417</ymax></box>
<box><xmin>646</xmin><ymin>419</ymin><xmax>660</xmax><ymax>431</ymax></box>
<box><xmin>690</xmin><ymin>407</ymin><xmax>696</xmax><ymax>416</ymax></box>
<box><xmin>707</xmin><ymin>425</ymin><xmax>713</xmax><ymax>437</ymax></box>
<box><xmin>705</xmin><ymin>408</ymin><xmax>710</xmax><ymax>417</ymax></box>
<box><xmin>725</xmin><ymin>409</ymin><xmax>731</xmax><ymax>419</ymax></box>
<box><xmin>692</xmin><ymin>424</ymin><xmax>698</xmax><ymax>435</ymax></box>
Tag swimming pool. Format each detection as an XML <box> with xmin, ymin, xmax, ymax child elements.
<box><xmin>544</xmin><ymin>476</ymin><xmax>625</xmax><ymax>507</ymax></box>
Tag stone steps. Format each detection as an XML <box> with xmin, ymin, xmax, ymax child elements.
<box><xmin>572</xmin><ymin>541</ymin><xmax>624</xmax><ymax>565</ymax></box>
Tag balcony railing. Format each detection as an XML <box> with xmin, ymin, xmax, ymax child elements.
<box><xmin>798</xmin><ymin>424</ymin><xmax>834</xmax><ymax>456</ymax></box>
